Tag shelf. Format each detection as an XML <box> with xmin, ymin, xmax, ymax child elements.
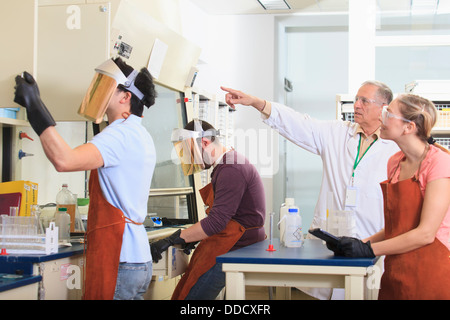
<box><xmin>0</xmin><ymin>117</ymin><xmax>29</xmax><ymax>127</ymax></box>
<box><xmin>149</xmin><ymin>187</ymin><xmax>194</xmax><ymax>197</ymax></box>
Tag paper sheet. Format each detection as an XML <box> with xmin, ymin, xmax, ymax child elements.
<box><xmin>147</xmin><ymin>38</ymin><xmax>168</xmax><ymax>80</ymax></box>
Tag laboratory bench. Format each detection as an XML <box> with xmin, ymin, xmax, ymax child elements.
<box><xmin>0</xmin><ymin>227</ymin><xmax>190</xmax><ymax>300</ymax></box>
<box><xmin>0</xmin><ymin>243</ymin><xmax>85</xmax><ymax>300</ymax></box>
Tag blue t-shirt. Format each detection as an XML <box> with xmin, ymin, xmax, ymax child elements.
<box><xmin>89</xmin><ymin>115</ymin><xmax>155</xmax><ymax>263</ymax></box>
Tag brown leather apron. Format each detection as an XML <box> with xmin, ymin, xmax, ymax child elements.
<box><xmin>83</xmin><ymin>169</ymin><xmax>133</xmax><ymax>300</ymax></box>
<box><xmin>378</xmin><ymin>159</ymin><xmax>450</xmax><ymax>300</ymax></box>
<box><xmin>171</xmin><ymin>182</ymin><xmax>247</xmax><ymax>300</ymax></box>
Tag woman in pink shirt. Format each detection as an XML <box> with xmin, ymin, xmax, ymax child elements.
<box><xmin>327</xmin><ymin>93</ymin><xmax>450</xmax><ymax>299</ymax></box>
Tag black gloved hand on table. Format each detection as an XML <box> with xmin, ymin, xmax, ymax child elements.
<box><xmin>150</xmin><ymin>229</ymin><xmax>187</xmax><ymax>263</ymax></box>
<box><xmin>14</xmin><ymin>71</ymin><xmax>56</xmax><ymax>136</ymax></box>
<box><xmin>329</xmin><ymin>236</ymin><xmax>375</xmax><ymax>258</ymax></box>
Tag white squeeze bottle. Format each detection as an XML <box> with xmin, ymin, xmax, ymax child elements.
<box><xmin>279</xmin><ymin>198</ymin><xmax>295</xmax><ymax>246</ymax></box>
<box><xmin>284</xmin><ymin>207</ymin><xmax>303</xmax><ymax>248</ymax></box>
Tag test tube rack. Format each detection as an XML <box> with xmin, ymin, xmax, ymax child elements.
<box><xmin>0</xmin><ymin>215</ymin><xmax>58</xmax><ymax>255</ymax></box>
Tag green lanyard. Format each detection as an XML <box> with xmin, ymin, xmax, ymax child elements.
<box><xmin>352</xmin><ymin>134</ymin><xmax>378</xmax><ymax>185</ymax></box>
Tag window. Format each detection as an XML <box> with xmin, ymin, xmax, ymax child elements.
<box><xmin>142</xmin><ymin>84</ymin><xmax>198</xmax><ymax>226</ymax></box>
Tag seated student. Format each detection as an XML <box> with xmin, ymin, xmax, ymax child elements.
<box><xmin>151</xmin><ymin>119</ymin><xmax>266</xmax><ymax>300</ymax></box>
<box><xmin>327</xmin><ymin>94</ymin><xmax>450</xmax><ymax>300</ymax></box>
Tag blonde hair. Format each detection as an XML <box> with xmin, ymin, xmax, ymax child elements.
<box><xmin>396</xmin><ymin>94</ymin><xmax>449</xmax><ymax>154</ymax></box>
<box><xmin>396</xmin><ymin>94</ymin><xmax>437</xmax><ymax>141</ymax></box>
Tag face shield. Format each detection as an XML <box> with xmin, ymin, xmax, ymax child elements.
<box><xmin>78</xmin><ymin>59</ymin><xmax>145</xmax><ymax>123</ymax></box>
<box><xmin>171</xmin><ymin>120</ymin><xmax>220</xmax><ymax>176</ymax></box>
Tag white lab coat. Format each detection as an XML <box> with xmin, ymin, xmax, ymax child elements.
<box><xmin>264</xmin><ymin>102</ymin><xmax>399</xmax><ymax>299</ymax></box>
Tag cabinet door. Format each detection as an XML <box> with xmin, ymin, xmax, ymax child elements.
<box><xmin>37</xmin><ymin>3</ymin><xmax>110</xmax><ymax>121</ymax></box>
<box><xmin>0</xmin><ymin>0</ymin><xmax>37</xmax><ymax>109</ymax></box>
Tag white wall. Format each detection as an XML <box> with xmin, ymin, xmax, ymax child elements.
<box><xmin>180</xmin><ymin>1</ymin><xmax>278</xmax><ymax>214</ymax></box>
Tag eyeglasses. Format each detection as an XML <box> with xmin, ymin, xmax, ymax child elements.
<box><xmin>354</xmin><ymin>96</ymin><xmax>385</xmax><ymax>107</ymax></box>
<box><xmin>381</xmin><ymin>105</ymin><xmax>412</xmax><ymax>125</ymax></box>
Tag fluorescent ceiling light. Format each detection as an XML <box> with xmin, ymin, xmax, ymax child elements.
<box><xmin>257</xmin><ymin>0</ymin><xmax>291</xmax><ymax>10</ymax></box>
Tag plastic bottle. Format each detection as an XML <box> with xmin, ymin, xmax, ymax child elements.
<box><xmin>55</xmin><ymin>207</ymin><xmax>70</xmax><ymax>241</ymax></box>
<box><xmin>56</xmin><ymin>184</ymin><xmax>77</xmax><ymax>233</ymax></box>
<box><xmin>279</xmin><ymin>198</ymin><xmax>295</xmax><ymax>246</ymax></box>
<box><xmin>284</xmin><ymin>207</ymin><xmax>303</xmax><ymax>248</ymax></box>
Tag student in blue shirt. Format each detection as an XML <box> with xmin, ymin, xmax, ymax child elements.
<box><xmin>14</xmin><ymin>57</ymin><xmax>157</xmax><ymax>300</ymax></box>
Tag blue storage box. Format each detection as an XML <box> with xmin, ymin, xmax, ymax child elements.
<box><xmin>0</xmin><ymin>108</ymin><xmax>20</xmax><ymax>119</ymax></box>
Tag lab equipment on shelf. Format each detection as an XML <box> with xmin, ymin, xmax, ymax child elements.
<box><xmin>0</xmin><ymin>215</ymin><xmax>58</xmax><ymax>255</ymax></box>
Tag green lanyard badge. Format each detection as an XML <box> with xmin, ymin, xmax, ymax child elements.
<box><xmin>352</xmin><ymin>134</ymin><xmax>378</xmax><ymax>184</ymax></box>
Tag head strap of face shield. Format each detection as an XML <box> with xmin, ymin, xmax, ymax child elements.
<box><xmin>171</xmin><ymin>119</ymin><xmax>221</xmax><ymax>142</ymax></box>
<box><xmin>121</xmin><ymin>70</ymin><xmax>145</xmax><ymax>101</ymax></box>
<box><xmin>171</xmin><ymin>128</ymin><xmax>221</xmax><ymax>142</ymax></box>
<box><xmin>95</xmin><ymin>59</ymin><xmax>145</xmax><ymax>102</ymax></box>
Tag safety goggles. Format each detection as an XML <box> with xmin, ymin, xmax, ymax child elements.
<box><xmin>354</xmin><ymin>96</ymin><xmax>386</xmax><ymax>107</ymax></box>
<box><xmin>381</xmin><ymin>105</ymin><xmax>412</xmax><ymax>125</ymax></box>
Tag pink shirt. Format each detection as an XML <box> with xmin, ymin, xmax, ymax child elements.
<box><xmin>387</xmin><ymin>145</ymin><xmax>450</xmax><ymax>250</ymax></box>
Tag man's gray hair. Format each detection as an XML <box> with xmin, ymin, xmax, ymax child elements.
<box><xmin>361</xmin><ymin>80</ymin><xmax>393</xmax><ymax>105</ymax></box>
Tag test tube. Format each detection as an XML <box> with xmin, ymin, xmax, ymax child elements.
<box><xmin>10</xmin><ymin>206</ymin><xmax>18</xmax><ymax>217</ymax></box>
<box><xmin>1</xmin><ymin>215</ymin><xmax>7</xmax><ymax>255</ymax></box>
<box><xmin>266</xmin><ymin>212</ymin><xmax>276</xmax><ymax>252</ymax></box>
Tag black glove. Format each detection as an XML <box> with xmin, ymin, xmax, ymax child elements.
<box><xmin>333</xmin><ymin>237</ymin><xmax>375</xmax><ymax>258</ymax></box>
<box><xmin>150</xmin><ymin>229</ymin><xmax>186</xmax><ymax>263</ymax></box>
<box><xmin>182</xmin><ymin>241</ymin><xmax>198</xmax><ymax>255</ymax></box>
<box><xmin>326</xmin><ymin>239</ymin><xmax>345</xmax><ymax>256</ymax></box>
<box><xmin>14</xmin><ymin>71</ymin><xmax>56</xmax><ymax>136</ymax></box>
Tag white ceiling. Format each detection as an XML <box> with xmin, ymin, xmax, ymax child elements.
<box><xmin>187</xmin><ymin>0</ymin><xmax>450</xmax><ymax>15</ymax></box>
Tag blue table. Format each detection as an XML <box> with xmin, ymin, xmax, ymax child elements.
<box><xmin>217</xmin><ymin>239</ymin><xmax>381</xmax><ymax>300</ymax></box>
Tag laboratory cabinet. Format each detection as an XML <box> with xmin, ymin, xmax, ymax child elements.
<box><xmin>37</xmin><ymin>2</ymin><xmax>111</xmax><ymax>121</ymax></box>
<box><xmin>0</xmin><ymin>0</ymin><xmax>201</xmax><ymax>122</ymax></box>
<box><xmin>0</xmin><ymin>244</ymin><xmax>84</xmax><ymax>300</ymax></box>
<box><xmin>0</xmin><ymin>275</ymin><xmax>41</xmax><ymax>300</ymax></box>
<box><xmin>0</xmin><ymin>0</ymin><xmax>36</xmax><ymax>111</ymax></box>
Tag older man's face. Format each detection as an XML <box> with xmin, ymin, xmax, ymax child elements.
<box><xmin>353</xmin><ymin>84</ymin><xmax>386</xmax><ymax>129</ymax></box>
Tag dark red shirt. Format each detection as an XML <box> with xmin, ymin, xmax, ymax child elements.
<box><xmin>200</xmin><ymin>150</ymin><xmax>266</xmax><ymax>251</ymax></box>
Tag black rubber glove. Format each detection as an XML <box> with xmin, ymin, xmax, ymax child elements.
<box><xmin>14</xmin><ymin>71</ymin><xmax>56</xmax><ymax>136</ymax></box>
<box><xmin>326</xmin><ymin>239</ymin><xmax>345</xmax><ymax>256</ymax></box>
<box><xmin>150</xmin><ymin>229</ymin><xmax>186</xmax><ymax>263</ymax></box>
<box><xmin>335</xmin><ymin>237</ymin><xmax>375</xmax><ymax>258</ymax></box>
<box><xmin>182</xmin><ymin>241</ymin><xmax>198</xmax><ymax>255</ymax></box>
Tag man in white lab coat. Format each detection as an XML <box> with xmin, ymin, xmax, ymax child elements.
<box><xmin>222</xmin><ymin>81</ymin><xmax>399</xmax><ymax>299</ymax></box>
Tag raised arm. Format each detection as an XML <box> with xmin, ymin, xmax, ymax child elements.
<box><xmin>221</xmin><ymin>86</ymin><xmax>269</xmax><ymax>113</ymax></box>
<box><xmin>14</xmin><ymin>71</ymin><xmax>103</xmax><ymax>172</ymax></box>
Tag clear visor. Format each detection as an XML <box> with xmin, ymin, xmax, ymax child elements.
<box><xmin>78</xmin><ymin>59</ymin><xmax>144</xmax><ymax>123</ymax></box>
<box><xmin>171</xmin><ymin>125</ymin><xmax>220</xmax><ymax>176</ymax></box>
<box><xmin>78</xmin><ymin>73</ymin><xmax>118</xmax><ymax>124</ymax></box>
<box><xmin>172</xmin><ymin>138</ymin><xmax>205</xmax><ymax>176</ymax></box>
